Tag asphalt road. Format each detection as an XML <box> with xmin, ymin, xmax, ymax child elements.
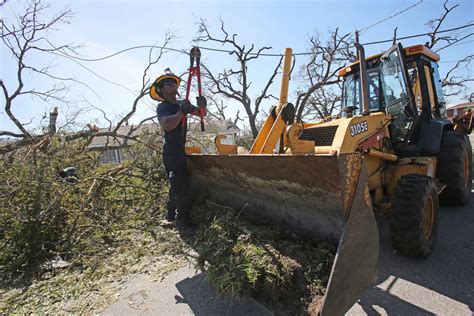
<box><xmin>347</xmin><ymin>134</ymin><xmax>474</xmax><ymax>315</ymax></box>
<box><xmin>347</xmin><ymin>191</ymin><xmax>474</xmax><ymax>315</ymax></box>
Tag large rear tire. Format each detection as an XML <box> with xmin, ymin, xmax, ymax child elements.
<box><xmin>437</xmin><ymin>131</ymin><xmax>472</xmax><ymax>206</ymax></box>
<box><xmin>389</xmin><ymin>174</ymin><xmax>439</xmax><ymax>257</ymax></box>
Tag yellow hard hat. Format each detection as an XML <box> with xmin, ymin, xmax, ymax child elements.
<box><xmin>150</xmin><ymin>68</ymin><xmax>181</xmax><ymax>101</ymax></box>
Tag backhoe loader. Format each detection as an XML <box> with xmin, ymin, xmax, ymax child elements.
<box><xmin>185</xmin><ymin>43</ymin><xmax>472</xmax><ymax>315</ymax></box>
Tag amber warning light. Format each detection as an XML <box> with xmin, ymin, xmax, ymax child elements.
<box><xmin>339</xmin><ymin>66</ymin><xmax>352</xmax><ymax>76</ymax></box>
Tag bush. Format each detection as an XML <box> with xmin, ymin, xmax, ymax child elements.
<box><xmin>0</xmin><ymin>135</ymin><xmax>167</xmax><ymax>284</ymax></box>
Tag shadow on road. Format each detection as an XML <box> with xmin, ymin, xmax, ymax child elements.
<box><xmin>175</xmin><ymin>272</ymin><xmax>271</xmax><ymax>316</ymax></box>
<box><xmin>358</xmin><ymin>286</ymin><xmax>436</xmax><ymax>315</ymax></box>
<box><xmin>355</xmin><ymin>192</ymin><xmax>474</xmax><ymax>314</ymax></box>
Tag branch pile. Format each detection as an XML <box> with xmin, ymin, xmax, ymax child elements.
<box><xmin>190</xmin><ymin>201</ymin><xmax>336</xmax><ymax>314</ymax></box>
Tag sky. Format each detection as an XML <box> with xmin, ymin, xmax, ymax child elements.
<box><xmin>1</xmin><ymin>0</ymin><xmax>473</xmax><ymax>134</ymax></box>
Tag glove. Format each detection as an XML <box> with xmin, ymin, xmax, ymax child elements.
<box><xmin>180</xmin><ymin>99</ymin><xmax>193</xmax><ymax>114</ymax></box>
<box><xmin>196</xmin><ymin>96</ymin><xmax>207</xmax><ymax>108</ymax></box>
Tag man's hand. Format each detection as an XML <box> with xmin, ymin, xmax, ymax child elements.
<box><xmin>196</xmin><ymin>96</ymin><xmax>207</xmax><ymax>108</ymax></box>
<box><xmin>180</xmin><ymin>100</ymin><xmax>193</xmax><ymax>114</ymax></box>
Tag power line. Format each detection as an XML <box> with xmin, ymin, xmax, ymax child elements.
<box><xmin>49</xmin><ymin>22</ymin><xmax>474</xmax><ymax>60</ymax></box>
<box><xmin>197</xmin><ymin>22</ymin><xmax>474</xmax><ymax>55</ymax></box>
<box><xmin>47</xmin><ymin>50</ymin><xmax>157</xmax><ymax>109</ymax></box>
<box><xmin>360</xmin><ymin>23</ymin><xmax>474</xmax><ymax>46</ymax></box>
<box><xmin>359</xmin><ymin>0</ymin><xmax>423</xmax><ymax>34</ymax></box>
<box><xmin>439</xmin><ymin>55</ymin><xmax>474</xmax><ymax>63</ymax></box>
<box><xmin>48</xmin><ymin>51</ymin><xmax>138</xmax><ymax>94</ymax></box>
<box><xmin>445</xmin><ymin>22</ymin><xmax>474</xmax><ymax>37</ymax></box>
<box><xmin>52</xmin><ymin>45</ymin><xmax>187</xmax><ymax>62</ymax></box>
<box><xmin>446</xmin><ymin>39</ymin><xmax>474</xmax><ymax>48</ymax></box>
<box><xmin>435</xmin><ymin>33</ymin><xmax>474</xmax><ymax>52</ymax></box>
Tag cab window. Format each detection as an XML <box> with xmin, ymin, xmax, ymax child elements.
<box><xmin>431</xmin><ymin>62</ymin><xmax>446</xmax><ymax>117</ymax></box>
<box><xmin>342</xmin><ymin>68</ymin><xmax>383</xmax><ymax>115</ymax></box>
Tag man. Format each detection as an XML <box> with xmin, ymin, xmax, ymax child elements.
<box><xmin>150</xmin><ymin>68</ymin><xmax>207</xmax><ymax>227</ymax></box>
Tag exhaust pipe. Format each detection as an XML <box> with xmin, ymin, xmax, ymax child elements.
<box><xmin>355</xmin><ymin>43</ymin><xmax>370</xmax><ymax>115</ymax></box>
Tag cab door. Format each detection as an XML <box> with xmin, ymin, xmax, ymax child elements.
<box><xmin>380</xmin><ymin>44</ymin><xmax>418</xmax><ymax>146</ymax></box>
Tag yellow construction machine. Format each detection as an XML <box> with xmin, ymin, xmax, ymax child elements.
<box><xmin>186</xmin><ymin>43</ymin><xmax>472</xmax><ymax>315</ymax></box>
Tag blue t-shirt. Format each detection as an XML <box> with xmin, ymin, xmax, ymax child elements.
<box><xmin>157</xmin><ymin>101</ymin><xmax>194</xmax><ymax>154</ymax></box>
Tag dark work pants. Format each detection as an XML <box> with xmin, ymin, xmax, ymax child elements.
<box><xmin>163</xmin><ymin>151</ymin><xmax>192</xmax><ymax>222</ymax></box>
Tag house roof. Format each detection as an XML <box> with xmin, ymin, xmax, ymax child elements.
<box><xmin>447</xmin><ymin>101</ymin><xmax>474</xmax><ymax>110</ymax></box>
<box><xmin>188</xmin><ymin>117</ymin><xmax>240</xmax><ymax>134</ymax></box>
<box><xmin>0</xmin><ymin>138</ymin><xmax>11</xmax><ymax>148</ymax></box>
<box><xmin>87</xmin><ymin>123</ymin><xmax>161</xmax><ymax>149</ymax></box>
<box><xmin>87</xmin><ymin>119</ymin><xmax>240</xmax><ymax>148</ymax></box>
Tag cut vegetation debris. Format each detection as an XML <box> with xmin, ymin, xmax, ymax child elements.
<box><xmin>1</xmin><ymin>200</ymin><xmax>335</xmax><ymax>315</ymax></box>
<box><xmin>190</xmin><ymin>201</ymin><xmax>336</xmax><ymax>314</ymax></box>
<box><xmin>0</xmin><ymin>223</ymin><xmax>190</xmax><ymax>314</ymax></box>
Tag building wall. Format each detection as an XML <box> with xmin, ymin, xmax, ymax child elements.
<box><xmin>96</xmin><ymin>146</ymin><xmax>156</xmax><ymax>164</ymax></box>
<box><xmin>446</xmin><ymin>107</ymin><xmax>469</xmax><ymax>119</ymax></box>
<box><xmin>98</xmin><ymin>148</ymin><xmax>123</xmax><ymax>164</ymax></box>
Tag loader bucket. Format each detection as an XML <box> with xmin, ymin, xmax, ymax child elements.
<box><xmin>187</xmin><ymin>153</ymin><xmax>379</xmax><ymax>315</ymax></box>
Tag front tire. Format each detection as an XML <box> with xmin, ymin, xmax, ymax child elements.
<box><xmin>437</xmin><ymin>131</ymin><xmax>472</xmax><ymax>206</ymax></box>
<box><xmin>389</xmin><ymin>174</ymin><xmax>439</xmax><ymax>257</ymax></box>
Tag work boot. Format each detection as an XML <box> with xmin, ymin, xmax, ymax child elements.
<box><xmin>159</xmin><ymin>219</ymin><xmax>175</xmax><ymax>228</ymax></box>
<box><xmin>165</xmin><ymin>208</ymin><xmax>176</xmax><ymax>221</ymax></box>
<box><xmin>160</xmin><ymin>209</ymin><xmax>176</xmax><ymax>228</ymax></box>
<box><xmin>176</xmin><ymin>213</ymin><xmax>197</xmax><ymax>233</ymax></box>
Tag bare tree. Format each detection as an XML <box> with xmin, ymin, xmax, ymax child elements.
<box><xmin>0</xmin><ymin>0</ymin><xmax>173</xmax><ymax>155</ymax></box>
<box><xmin>112</xmin><ymin>32</ymin><xmax>175</xmax><ymax>134</ymax></box>
<box><xmin>463</xmin><ymin>92</ymin><xmax>474</xmax><ymax>102</ymax></box>
<box><xmin>205</xmin><ymin>97</ymin><xmax>243</xmax><ymax>127</ymax></box>
<box><xmin>296</xmin><ymin>1</ymin><xmax>473</xmax><ymax>121</ymax></box>
<box><xmin>195</xmin><ymin>19</ymin><xmax>282</xmax><ymax>138</ymax></box>
<box><xmin>1</xmin><ymin>0</ymin><xmax>75</xmax><ymax>142</ymax></box>
<box><xmin>425</xmin><ymin>0</ymin><xmax>474</xmax><ymax>97</ymax></box>
<box><xmin>440</xmin><ymin>55</ymin><xmax>474</xmax><ymax>97</ymax></box>
<box><xmin>0</xmin><ymin>1</ymin><xmax>175</xmax><ymax>281</ymax></box>
<box><xmin>297</xmin><ymin>85</ymin><xmax>343</xmax><ymax>121</ymax></box>
<box><xmin>295</xmin><ymin>28</ymin><xmax>355</xmax><ymax>121</ymax></box>
<box><xmin>425</xmin><ymin>0</ymin><xmax>460</xmax><ymax>49</ymax></box>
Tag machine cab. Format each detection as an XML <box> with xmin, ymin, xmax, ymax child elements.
<box><xmin>340</xmin><ymin>43</ymin><xmax>449</xmax><ymax>155</ymax></box>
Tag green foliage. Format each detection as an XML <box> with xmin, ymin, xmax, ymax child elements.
<box><xmin>235</xmin><ymin>130</ymin><xmax>255</xmax><ymax>149</ymax></box>
<box><xmin>0</xmin><ymin>135</ymin><xmax>168</xmax><ymax>284</ymax></box>
<box><xmin>190</xmin><ymin>201</ymin><xmax>335</xmax><ymax>313</ymax></box>
<box><xmin>1</xmin><ymin>127</ymin><xmax>339</xmax><ymax>314</ymax></box>
<box><xmin>0</xmin><ymin>225</ymin><xmax>188</xmax><ymax>314</ymax></box>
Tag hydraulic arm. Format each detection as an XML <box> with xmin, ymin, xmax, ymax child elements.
<box><xmin>249</xmin><ymin>48</ymin><xmax>295</xmax><ymax>154</ymax></box>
